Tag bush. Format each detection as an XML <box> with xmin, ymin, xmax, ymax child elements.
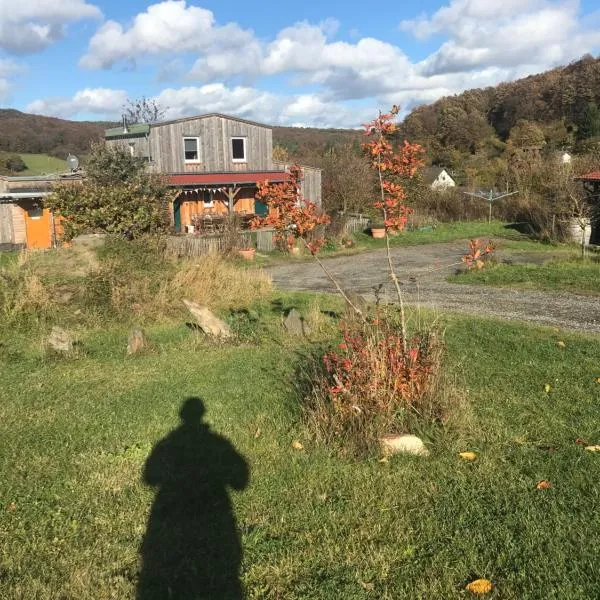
<box><xmin>304</xmin><ymin>312</ymin><xmax>449</xmax><ymax>455</ymax></box>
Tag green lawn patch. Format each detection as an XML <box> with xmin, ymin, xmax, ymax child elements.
<box><xmin>19</xmin><ymin>153</ymin><xmax>67</xmax><ymax>176</ymax></box>
<box><xmin>254</xmin><ymin>221</ymin><xmax>532</xmax><ymax>267</ymax></box>
<box><xmin>452</xmin><ymin>258</ymin><xmax>600</xmax><ymax>296</ymax></box>
<box><xmin>1</xmin><ymin>306</ymin><xmax>599</xmax><ymax>598</ymax></box>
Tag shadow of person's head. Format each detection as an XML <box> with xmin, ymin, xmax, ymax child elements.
<box><xmin>179</xmin><ymin>396</ymin><xmax>206</xmax><ymax>424</ymax></box>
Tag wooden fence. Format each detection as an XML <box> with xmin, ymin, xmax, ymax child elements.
<box><xmin>166</xmin><ymin>228</ymin><xmax>276</xmax><ymax>258</ymax></box>
<box><xmin>343</xmin><ymin>214</ymin><xmax>371</xmax><ymax>234</ymax></box>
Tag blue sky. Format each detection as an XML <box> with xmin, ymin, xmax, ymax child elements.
<box><xmin>1</xmin><ymin>0</ymin><xmax>599</xmax><ymax>127</ymax></box>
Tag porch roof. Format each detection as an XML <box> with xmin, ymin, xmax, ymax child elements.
<box><xmin>576</xmin><ymin>171</ymin><xmax>600</xmax><ymax>181</ymax></box>
<box><xmin>166</xmin><ymin>171</ymin><xmax>290</xmax><ymax>187</ymax></box>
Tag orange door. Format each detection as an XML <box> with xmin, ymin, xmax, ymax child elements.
<box><xmin>24</xmin><ymin>205</ymin><xmax>52</xmax><ymax>249</ymax></box>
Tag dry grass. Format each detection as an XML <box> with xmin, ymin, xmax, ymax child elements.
<box><xmin>162</xmin><ymin>255</ymin><xmax>272</xmax><ymax>311</ymax></box>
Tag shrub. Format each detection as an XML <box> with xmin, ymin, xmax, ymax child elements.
<box><xmin>304</xmin><ymin>313</ymin><xmax>447</xmax><ymax>455</ymax></box>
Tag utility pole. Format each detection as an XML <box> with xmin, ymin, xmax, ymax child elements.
<box><xmin>463</xmin><ymin>189</ymin><xmax>519</xmax><ymax>223</ymax></box>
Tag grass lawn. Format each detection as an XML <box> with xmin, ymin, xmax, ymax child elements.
<box><xmin>452</xmin><ymin>257</ymin><xmax>600</xmax><ymax>296</ymax></box>
<box><xmin>19</xmin><ymin>153</ymin><xmax>67</xmax><ymax>176</ymax></box>
<box><xmin>1</xmin><ymin>300</ymin><xmax>600</xmax><ymax>599</ymax></box>
<box><xmin>253</xmin><ymin>221</ymin><xmax>571</xmax><ymax>267</ymax></box>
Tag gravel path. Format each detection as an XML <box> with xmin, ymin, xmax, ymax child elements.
<box><xmin>266</xmin><ymin>241</ymin><xmax>600</xmax><ymax>334</ymax></box>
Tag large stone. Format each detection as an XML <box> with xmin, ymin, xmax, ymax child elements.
<box><xmin>380</xmin><ymin>434</ymin><xmax>429</xmax><ymax>457</ymax></box>
<box><xmin>183</xmin><ymin>300</ymin><xmax>233</xmax><ymax>339</ymax></box>
<box><xmin>127</xmin><ymin>328</ymin><xmax>146</xmax><ymax>355</ymax></box>
<box><xmin>284</xmin><ymin>308</ymin><xmax>310</xmax><ymax>336</ymax></box>
<box><xmin>47</xmin><ymin>326</ymin><xmax>74</xmax><ymax>354</ymax></box>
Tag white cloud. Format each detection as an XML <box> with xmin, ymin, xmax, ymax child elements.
<box><xmin>25</xmin><ymin>83</ymin><xmax>372</xmax><ymax>128</ymax></box>
<box><xmin>27</xmin><ymin>1</ymin><xmax>600</xmax><ymax>126</ymax></box>
<box><xmin>0</xmin><ymin>59</ymin><xmax>22</xmax><ymax>101</ymax></box>
<box><xmin>80</xmin><ymin>1</ymin><xmax>255</xmax><ymax>70</ymax></box>
<box><xmin>401</xmin><ymin>0</ymin><xmax>600</xmax><ymax>76</ymax></box>
<box><xmin>0</xmin><ymin>0</ymin><xmax>101</xmax><ymax>54</ymax></box>
<box><xmin>26</xmin><ymin>88</ymin><xmax>128</xmax><ymax>119</ymax></box>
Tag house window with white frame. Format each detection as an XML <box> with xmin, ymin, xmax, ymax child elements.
<box><xmin>231</xmin><ymin>137</ymin><xmax>247</xmax><ymax>162</ymax></box>
<box><xmin>183</xmin><ymin>137</ymin><xmax>201</xmax><ymax>163</ymax></box>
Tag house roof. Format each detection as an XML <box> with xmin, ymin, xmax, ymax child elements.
<box><xmin>166</xmin><ymin>171</ymin><xmax>291</xmax><ymax>187</ymax></box>
<box><xmin>423</xmin><ymin>166</ymin><xmax>448</xmax><ymax>184</ymax></box>
<box><xmin>105</xmin><ymin>113</ymin><xmax>271</xmax><ymax>138</ymax></box>
<box><xmin>105</xmin><ymin>123</ymin><xmax>151</xmax><ymax>139</ymax></box>
<box><xmin>576</xmin><ymin>170</ymin><xmax>600</xmax><ymax>181</ymax></box>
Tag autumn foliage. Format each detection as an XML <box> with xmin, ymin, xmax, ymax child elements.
<box><xmin>307</xmin><ymin>314</ymin><xmax>445</xmax><ymax>454</ymax></box>
<box><xmin>462</xmin><ymin>239</ymin><xmax>495</xmax><ymax>270</ymax></box>
<box><xmin>363</xmin><ymin>112</ymin><xmax>424</xmax><ymax>231</ymax></box>
<box><xmin>251</xmin><ymin>165</ymin><xmax>330</xmax><ymax>253</ymax></box>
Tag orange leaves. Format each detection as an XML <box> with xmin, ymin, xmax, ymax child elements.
<box><xmin>459</xmin><ymin>451</ymin><xmax>477</xmax><ymax>462</ymax></box>
<box><xmin>536</xmin><ymin>479</ymin><xmax>552</xmax><ymax>490</ymax></box>
<box><xmin>363</xmin><ymin>109</ymin><xmax>424</xmax><ymax>233</ymax></box>
<box><xmin>251</xmin><ymin>164</ymin><xmax>330</xmax><ymax>252</ymax></box>
<box><xmin>466</xmin><ymin>579</ymin><xmax>493</xmax><ymax>595</ymax></box>
<box><xmin>463</xmin><ymin>239</ymin><xmax>495</xmax><ymax>270</ymax></box>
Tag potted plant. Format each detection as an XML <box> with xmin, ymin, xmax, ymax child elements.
<box><xmin>238</xmin><ymin>246</ymin><xmax>256</xmax><ymax>260</ymax></box>
<box><xmin>370</xmin><ymin>223</ymin><xmax>386</xmax><ymax>238</ymax></box>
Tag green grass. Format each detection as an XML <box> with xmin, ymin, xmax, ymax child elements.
<box><xmin>452</xmin><ymin>257</ymin><xmax>600</xmax><ymax>296</ymax></box>
<box><xmin>1</xmin><ymin>301</ymin><xmax>600</xmax><ymax>599</ymax></box>
<box><xmin>19</xmin><ymin>153</ymin><xmax>67</xmax><ymax>176</ymax></box>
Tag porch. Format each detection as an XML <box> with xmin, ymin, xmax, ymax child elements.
<box><xmin>167</xmin><ymin>171</ymin><xmax>289</xmax><ymax>234</ymax></box>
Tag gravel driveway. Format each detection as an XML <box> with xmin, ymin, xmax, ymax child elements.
<box><xmin>266</xmin><ymin>241</ymin><xmax>600</xmax><ymax>334</ymax></box>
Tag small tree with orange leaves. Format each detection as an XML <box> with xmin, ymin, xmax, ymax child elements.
<box><xmin>251</xmin><ymin>165</ymin><xmax>364</xmax><ymax>316</ymax></box>
<box><xmin>363</xmin><ymin>111</ymin><xmax>424</xmax><ymax>348</ymax></box>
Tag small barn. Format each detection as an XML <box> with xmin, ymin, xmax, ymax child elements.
<box><xmin>423</xmin><ymin>167</ymin><xmax>456</xmax><ymax>190</ymax></box>
<box><xmin>0</xmin><ymin>174</ymin><xmax>80</xmax><ymax>250</ymax></box>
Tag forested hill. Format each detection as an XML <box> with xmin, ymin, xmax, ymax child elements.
<box><xmin>398</xmin><ymin>54</ymin><xmax>600</xmax><ymax>166</ymax></box>
<box><xmin>0</xmin><ymin>109</ymin><xmax>109</xmax><ymax>158</ymax></box>
<box><xmin>0</xmin><ymin>108</ymin><xmax>361</xmax><ymax>163</ymax></box>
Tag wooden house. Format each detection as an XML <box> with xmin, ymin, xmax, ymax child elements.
<box><xmin>0</xmin><ymin>174</ymin><xmax>80</xmax><ymax>250</ymax></box>
<box><xmin>104</xmin><ymin>113</ymin><xmax>322</xmax><ymax>233</ymax></box>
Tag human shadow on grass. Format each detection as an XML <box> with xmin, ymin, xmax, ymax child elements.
<box><xmin>137</xmin><ymin>397</ymin><xmax>249</xmax><ymax>600</ymax></box>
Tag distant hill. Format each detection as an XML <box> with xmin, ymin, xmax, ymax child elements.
<box><xmin>0</xmin><ymin>108</ymin><xmax>361</xmax><ymax>167</ymax></box>
<box><xmin>0</xmin><ymin>109</ymin><xmax>111</xmax><ymax>159</ymax></box>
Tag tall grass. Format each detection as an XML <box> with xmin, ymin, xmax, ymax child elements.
<box><xmin>1</xmin><ymin>236</ymin><xmax>272</xmax><ymax>330</ymax></box>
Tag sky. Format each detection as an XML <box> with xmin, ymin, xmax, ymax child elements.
<box><xmin>1</xmin><ymin>0</ymin><xmax>600</xmax><ymax>128</ymax></box>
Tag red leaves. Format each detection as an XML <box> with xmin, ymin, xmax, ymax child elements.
<box><xmin>251</xmin><ymin>164</ymin><xmax>330</xmax><ymax>252</ymax></box>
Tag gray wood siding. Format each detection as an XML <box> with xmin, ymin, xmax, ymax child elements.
<box><xmin>104</xmin><ymin>136</ymin><xmax>151</xmax><ymax>161</ymax></box>
<box><xmin>273</xmin><ymin>162</ymin><xmax>322</xmax><ymax>207</ymax></box>
<box><xmin>0</xmin><ymin>204</ymin><xmax>14</xmax><ymax>244</ymax></box>
<box><xmin>147</xmin><ymin>115</ymin><xmax>273</xmax><ymax>173</ymax></box>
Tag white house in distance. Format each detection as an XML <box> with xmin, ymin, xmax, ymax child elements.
<box><xmin>424</xmin><ymin>166</ymin><xmax>457</xmax><ymax>190</ymax></box>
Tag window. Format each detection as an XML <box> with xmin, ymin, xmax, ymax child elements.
<box><xmin>231</xmin><ymin>137</ymin><xmax>247</xmax><ymax>162</ymax></box>
<box><xmin>202</xmin><ymin>190</ymin><xmax>214</xmax><ymax>208</ymax></box>
<box><xmin>183</xmin><ymin>137</ymin><xmax>201</xmax><ymax>162</ymax></box>
<box><xmin>27</xmin><ymin>203</ymin><xmax>43</xmax><ymax>219</ymax></box>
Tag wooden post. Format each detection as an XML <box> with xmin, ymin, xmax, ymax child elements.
<box><xmin>226</xmin><ymin>186</ymin><xmax>241</xmax><ymax>213</ymax></box>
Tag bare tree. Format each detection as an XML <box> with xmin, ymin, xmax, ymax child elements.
<box><xmin>321</xmin><ymin>145</ymin><xmax>376</xmax><ymax>215</ymax></box>
<box><xmin>122</xmin><ymin>97</ymin><xmax>166</xmax><ymax>124</ymax></box>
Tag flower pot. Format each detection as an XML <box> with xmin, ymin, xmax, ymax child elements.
<box><xmin>371</xmin><ymin>227</ymin><xmax>386</xmax><ymax>239</ymax></box>
<box><xmin>238</xmin><ymin>248</ymin><xmax>256</xmax><ymax>261</ymax></box>
<box><xmin>290</xmin><ymin>246</ymin><xmax>301</xmax><ymax>256</ymax></box>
